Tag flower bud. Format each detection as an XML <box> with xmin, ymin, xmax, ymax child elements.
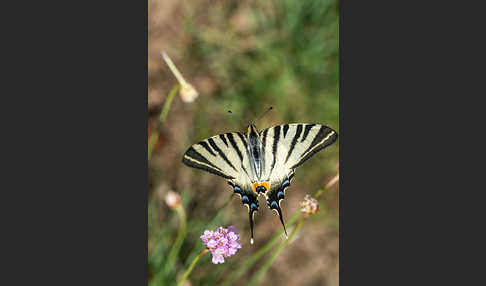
<box><xmin>165</xmin><ymin>190</ymin><xmax>182</xmax><ymax>209</ymax></box>
<box><xmin>179</xmin><ymin>83</ymin><xmax>199</xmax><ymax>103</ymax></box>
<box><xmin>161</xmin><ymin>51</ymin><xmax>199</xmax><ymax>103</ymax></box>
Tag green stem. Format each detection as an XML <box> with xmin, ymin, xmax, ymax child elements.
<box><xmin>247</xmin><ymin>220</ymin><xmax>305</xmax><ymax>286</ymax></box>
<box><xmin>159</xmin><ymin>84</ymin><xmax>180</xmax><ymax>123</ymax></box>
<box><xmin>221</xmin><ymin>212</ymin><xmax>302</xmax><ymax>286</ymax></box>
<box><xmin>185</xmin><ymin>194</ymin><xmax>234</xmax><ymax>270</ymax></box>
<box><xmin>148</xmin><ymin>84</ymin><xmax>180</xmax><ymax>159</ymax></box>
<box><xmin>176</xmin><ymin>248</ymin><xmax>209</xmax><ymax>286</ymax></box>
<box><xmin>162</xmin><ymin>52</ymin><xmax>188</xmax><ymax>86</ymax></box>
<box><xmin>165</xmin><ymin>205</ymin><xmax>187</xmax><ymax>275</ymax></box>
<box><xmin>314</xmin><ymin>174</ymin><xmax>339</xmax><ymax>199</ymax></box>
<box><xmin>222</xmin><ymin>172</ymin><xmax>339</xmax><ymax>285</ymax></box>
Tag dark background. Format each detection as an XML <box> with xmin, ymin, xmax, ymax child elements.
<box><xmin>3</xmin><ymin>0</ymin><xmax>481</xmax><ymax>285</ymax></box>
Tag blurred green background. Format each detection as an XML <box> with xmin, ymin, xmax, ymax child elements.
<box><xmin>148</xmin><ymin>0</ymin><xmax>339</xmax><ymax>285</ymax></box>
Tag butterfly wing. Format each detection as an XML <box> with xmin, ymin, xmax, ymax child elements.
<box><xmin>182</xmin><ymin>132</ymin><xmax>260</xmax><ymax>243</ymax></box>
<box><xmin>260</xmin><ymin>123</ymin><xmax>338</xmax><ymax>234</ymax></box>
<box><xmin>260</xmin><ymin>123</ymin><xmax>338</xmax><ymax>178</ymax></box>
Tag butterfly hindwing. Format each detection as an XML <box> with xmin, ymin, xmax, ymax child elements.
<box><xmin>228</xmin><ymin>181</ymin><xmax>259</xmax><ymax>244</ymax></box>
<box><xmin>259</xmin><ymin>123</ymin><xmax>337</xmax><ymax>235</ymax></box>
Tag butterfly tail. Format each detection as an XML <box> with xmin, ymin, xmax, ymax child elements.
<box><xmin>249</xmin><ymin>210</ymin><xmax>255</xmax><ymax>244</ymax></box>
<box><xmin>234</xmin><ymin>187</ymin><xmax>259</xmax><ymax>245</ymax></box>
<box><xmin>276</xmin><ymin>207</ymin><xmax>288</xmax><ymax>239</ymax></box>
<box><xmin>267</xmin><ymin>188</ymin><xmax>288</xmax><ymax>239</ymax></box>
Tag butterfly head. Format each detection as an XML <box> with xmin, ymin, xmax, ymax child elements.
<box><xmin>247</xmin><ymin>124</ymin><xmax>259</xmax><ymax>138</ymax></box>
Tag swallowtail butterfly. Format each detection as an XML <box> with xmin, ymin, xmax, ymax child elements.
<box><xmin>182</xmin><ymin>123</ymin><xmax>338</xmax><ymax>244</ymax></box>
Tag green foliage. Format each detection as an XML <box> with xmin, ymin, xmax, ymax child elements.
<box><xmin>188</xmin><ymin>0</ymin><xmax>338</xmax><ymax>124</ymax></box>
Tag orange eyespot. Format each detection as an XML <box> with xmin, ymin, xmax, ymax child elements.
<box><xmin>261</xmin><ymin>182</ymin><xmax>270</xmax><ymax>191</ymax></box>
<box><xmin>252</xmin><ymin>182</ymin><xmax>270</xmax><ymax>193</ymax></box>
<box><xmin>251</xmin><ymin>183</ymin><xmax>258</xmax><ymax>193</ymax></box>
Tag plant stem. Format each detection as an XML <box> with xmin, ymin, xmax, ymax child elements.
<box><xmin>247</xmin><ymin>219</ymin><xmax>305</xmax><ymax>286</ymax></box>
<box><xmin>165</xmin><ymin>204</ymin><xmax>187</xmax><ymax>275</ymax></box>
<box><xmin>184</xmin><ymin>194</ymin><xmax>234</xmax><ymax>271</ymax></box>
<box><xmin>314</xmin><ymin>173</ymin><xmax>339</xmax><ymax>199</ymax></box>
<box><xmin>176</xmin><ymin>248</ymin><xmax>209</xmax><ymax>286</ymax></box>
<box><xmin>222</xmin><ymin>171</ymin><xmax>339</xmax><ymax>285</ymax></box>
<box><xmin>221</xmin><ymin>212</ymin><xmax>302</xmax><ymax>286</ymax></box>
<box><xmin>148</xmin><ymin>84</ymin><xmax>180</xmax><ymax>159</ymax></box>
<box><xmin>162</xmin><ymin>52</ymin><xmax>188</xmax><ymax>86</ymax></box>
<box><xmin>159</xmin><ymin>84</ymin><xmax>180</xmax><ymax>123</ymax></box>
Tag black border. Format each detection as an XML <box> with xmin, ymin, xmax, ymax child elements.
<box><xmin>339</xmin><ymin>1</ymin><xmax>478</xmax><ymax>284</ymax></box>
<box><xmin>9</xmin><ymin>1</ymin><xmax>148</xmax><ymax>284</ymax></box>
<box><xmin>7</xmin><ymin>0</ymin><xmax>478</xmax><ymax>284</ymax></box>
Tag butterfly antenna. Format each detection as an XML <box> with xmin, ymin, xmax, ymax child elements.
<box><xmin>253</xmin><ymin>106</ymin><xmax>273</xmax><ymax>125</ymax></box>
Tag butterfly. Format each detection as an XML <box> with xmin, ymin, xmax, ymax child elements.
<box><xmin>182</xmin><ymin>123</ymin><xmax>338</xmax><ymax>244</ymax></box>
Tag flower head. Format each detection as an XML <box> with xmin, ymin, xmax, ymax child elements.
<box><xmin>200</xmin><ymin>226</ymin><xmax>242</xmax><ymax>264</ymax></box>
<box><xmin>165</xmin><ymin>190</ymin><xmax>182</xmax><ymax>209</ymax></box>
<box><xmin>300</xmin><ymin>194</ymin><xmax>319</xmax><ymax>215</ymax></box>
<box><xmin>161</xmin><ymin>51</ymin><xmax>199</xmax><ymax>103</ymax></box>
<box><xmin>179</xmin><ymin>83</ymin><xmax>199</xmax><ymax>103</ymax></box>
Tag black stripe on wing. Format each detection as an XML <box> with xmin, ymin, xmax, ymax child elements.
<box><xmin>227</xmin><ymin>133</ymin><xmax>243</xmax><ymax>161</ymax></box>
<box><xmin>283</xmin><ymin>124</ymin><xmax>289</xmax><ymax>138</ymax></box>
<box><xmin>198</xmin><ymin>141</ymin><xmax>216</xmax><ymax>156</ymax></box>
<box><xmin>208</xmin><ymin>138</ymin><xmax>238</xmax><ymax>172</ymax></box>
<box><xmin>269</xmin><ymin>125</ymin><xmax>281</xmax><ymax>175</ymax></box>
<box><xmin>182</xmin><ymin>146</ymin><xmax>235</xmax><ymax>179</ymax></box>
<box><xmin>237</xmin><ymin>132</ymin><xmax>248</xmax><ymax>149</ymax></box>
<box><xmin>290</xmin><ymin>125</ymin><xmax>338</xmax><ymax>169</ymax></box>
<box><xmin>285</xmin><ymin>124</ymin><xmax>303</xmax><ymax>163</ymax></box>
<box><xmin>301</xmin><ymin>124</ymin><xmax>316</xmax><ymax>142</ymax></box>
<box><xmin>261</xmin><ymin>128</ymin><xmax>269</xmax><ymax>160</ymax></box>
<box><xmin>219</xmin><ymin>134</ymin><xmax>229</xmax><ymax>147</ymax></box>
<box><xmin>226</xmin><ymin>133</ymin><xmax>252</xmax><ymax>179</ymax></box>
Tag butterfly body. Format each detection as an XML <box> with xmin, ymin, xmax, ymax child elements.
<box><xmin>182</xmin><ymin>123</ymin><xmax>337</xmax><ymax>244</ymax></box>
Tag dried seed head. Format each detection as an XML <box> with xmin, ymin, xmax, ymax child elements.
<box><xmin>179</xmin><ymin>83</ymin><xmax>199</xmax><ymax>103</ymax></box>
<box><xmin>165</xmin><ymin>190</ymin><xmax>181</xmax><ymax>209</ymax></box>
<box><xmin>300</xmin><ymin>194</ymin><xmax>319</xmax><ymax>215</ymax></box>
<box><xmin>161</xmin><ymin>51</ymin><xmax>199</xmax><ymax>103</ymax></box>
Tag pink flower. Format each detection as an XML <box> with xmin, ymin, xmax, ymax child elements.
<box><xmin>200</xmin><ymin>226</ymin><xmax>242</xmax><ymax>264</ymax></box>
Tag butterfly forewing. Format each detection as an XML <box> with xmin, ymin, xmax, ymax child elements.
<box><xmin>182</xmin><ymin>131</ymin><xmax>260</xmax><ymax>243</ymax></box>
<box><xmin>182</xmin><ymin>132</ymin><xmax>254</xmax><ymax>185</ymax></box>
<box><xmin>260</xmin><ymin>123</ymin><xmax>337</xmax><ymax>183</ymax></box>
